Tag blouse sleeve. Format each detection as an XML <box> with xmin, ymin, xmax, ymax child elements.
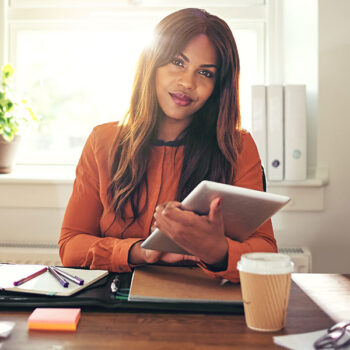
<box><xmin>199</xmin><ymin>132</ymin><xmax>277</xmax><ymax>282</ymax></box>
<box><xmin>58</xmin><ymin>127</ymin><xmax>141</xmax><ymax>272</ymax></box>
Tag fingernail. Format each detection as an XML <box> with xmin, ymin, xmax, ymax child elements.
<box><xmin>217</xmin><ymin>198</ymin><xmax>222</xmax><ymax>206</ymax></box>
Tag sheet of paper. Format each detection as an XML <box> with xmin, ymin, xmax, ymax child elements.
<box><xmin>0</xmin><ymin>321</ymin><xmax>15</xmax><ymax>338</ymax></box>
<box><xmin>292</xmin><ymin>274</ymin><xmax>350</xmax><ymax>323</ymax></box>
<box><xmin>273</xmin><ymin>329</ymin><xmax>350</xmax><ymax>350</ymax></box>
<box><xmin>0</xmin><ymin>264</ymin><xmax>46</xmax><ymax>288</ymax></box>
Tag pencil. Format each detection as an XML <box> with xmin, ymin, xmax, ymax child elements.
<box><xmin>13</xmin><ymin>267</ymin><xmax>48</xmax><ymax>286</ymax></box>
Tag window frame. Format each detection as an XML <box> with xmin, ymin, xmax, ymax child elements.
<box><xmin>1</xmin><ymin>0</ymin><xmax>268</xmax><ymax>165</ymax></box>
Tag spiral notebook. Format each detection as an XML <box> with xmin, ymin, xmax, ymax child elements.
<box><xmin>0</xmin><ymin>264</ymin><xmax>108</xmax><ymax>296</ymax></box>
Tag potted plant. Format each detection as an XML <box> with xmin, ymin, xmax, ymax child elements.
<box><xmin>0</xmin><ymin>64</ymin><xmax>38</xmax><ymax>173</ymax></box>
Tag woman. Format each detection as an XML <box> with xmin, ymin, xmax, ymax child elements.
<box><xmin>59</xmin><ymin>8</ymin><xmax>277</xmax><ymax>282</ymax></box>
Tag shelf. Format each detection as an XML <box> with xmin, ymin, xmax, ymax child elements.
<box><xmin>268</xmin><ymin>177</ymin><xmax>328</xmax><ymax>188</ymax></box>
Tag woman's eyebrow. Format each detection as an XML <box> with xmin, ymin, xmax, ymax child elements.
<box><xmin>179</xmin><ymin>52</ymin><xmax>217</xmax><ymax>69</ymax></box>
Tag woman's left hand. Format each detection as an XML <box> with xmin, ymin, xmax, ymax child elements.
<box><xmin>152</xmin><ymin>197</ymin><xmax>228</xmax><ymax>267</ymax></box>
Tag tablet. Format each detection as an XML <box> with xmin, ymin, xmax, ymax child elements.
<box><xmin>141</xmin><ymin>180</ymin><xmax>290</xmax><ymax>255</ymax></box>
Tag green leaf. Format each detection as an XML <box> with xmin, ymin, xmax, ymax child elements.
<box><xmin>2</xmin><ymin>64</ymin><xmax>14</xmax><ymax>79</ymax></box>
<box><xmin>3</xmin><ymin>128</ymin><xmax>14</xmax><ymax>142</ymax></box>
<box><xmin>3</xmin><ymin>134</ymin><xmax>13</xmax><ymax>142</ymax></box>
<box><xmin>0</xmin><ymin>93</ymin><xmax>5</xmax><ymax>107</ymax></box>
<box><xmin>0</xmin><ymin>64</ymin><xmax>39</xmax><ymax>137</ymax></box>
<box><xmin>6</xmin><ymin>100</ymin><xmax>13</xmax><ymax>111</ymax></box>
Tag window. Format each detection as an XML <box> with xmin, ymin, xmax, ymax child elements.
<box><xmin>3</xmin><ymin>0</ymin><xmax>266</xmax><ymax>164</ymax></box>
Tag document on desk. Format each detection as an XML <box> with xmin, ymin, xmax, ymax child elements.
<box><xmin>274</xmin><ymin>329</ymin><xmax>350</xmax><ymax>350</ymax></box>
<box><xmin>128</xmin><ymin>266</ymin><xmax>242</xmax><ymax>303</ymax></box>
<box><xmin>0</xmin><ymin>264</ymin><xmax>108</xmax><ymax>296</ymax></box>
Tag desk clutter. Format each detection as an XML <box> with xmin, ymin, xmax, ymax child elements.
<box><xmin>1</xmin><ymin>273</ymin><xmax>344</xmax><ymax>349</ymax></box>
<box><xmin>0</xmin><ymin>264</ymin><xmax>108</xmax><ymax>296</ymax></box>
<box><xmin>0</xmin><ymin>264</ymin><xmax>244</xmax><ymax>314</ymax></box>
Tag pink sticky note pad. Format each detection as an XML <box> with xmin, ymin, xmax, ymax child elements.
<box><xmin>28</xmin><ymin>308</ymin><xmax>81</xmax><ymax>331</ymax></box>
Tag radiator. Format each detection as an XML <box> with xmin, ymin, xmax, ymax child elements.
<box><xmin>279</xmin><ymin>247</ymin><xmax>312</xmax><ymax>273</ymax></box>
<box><xmin>0</xmin><ymin>242</ymin><xmax>61</xmax><ymax>266</ymax></box>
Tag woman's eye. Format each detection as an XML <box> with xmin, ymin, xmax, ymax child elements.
<box><xmin>199</xmin><ymin>70</ymin><xmax>215</xmax><ymax>78</ymax></box>
<box><xmin>171</xmin><ymin>58</ymin><xmax>184</xmax><ymax>67</ymax></box>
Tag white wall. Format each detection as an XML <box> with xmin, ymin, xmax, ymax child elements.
<box><xmin>0</xmin><ymin>177</ymin><xmax>72</xmax><ymax>246</ymax></box>
<box><xmin>279</xmin><ymin>0</ymin><xmax>318</xmax><ymax>174</ymax></box>
<box><xmin>274</xmin><ymin>0</ymin><xmax>350</xmax><ymax>272</ymax></box>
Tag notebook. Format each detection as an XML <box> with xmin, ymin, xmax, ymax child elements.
<box><xmin>128</xmin><ymin>266</ymin><xmax>242</xmax><ymax>304</ymax></box>
<box><xmin>0</xmin><ymin>264</ymin><xmax>108</xmax><ymax>296</ymax></box>
<box><xmin>28</xmin><ymin>308</ymin><xmax>81</xmax><ymax>331</ymax></box>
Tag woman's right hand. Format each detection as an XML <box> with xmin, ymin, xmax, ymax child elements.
<box><xmin>128</xmin><ymin>241</ymin><xmax>200</xmax><ymax>265</ymax></box>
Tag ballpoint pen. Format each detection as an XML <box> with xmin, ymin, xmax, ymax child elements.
<box><xmin>48</xmin><ymin>266</ymin><xmax>69</xmax><ymax>288</ymax></box>
<box><xmin>52</xmin><ymin>267</ymin><xmax>84</xmax><ymax>285</ymax></box>
<box><xmin>13</xmin><ymin>267</ymin><xmax>48</xmax><ymax>286</ymax></box>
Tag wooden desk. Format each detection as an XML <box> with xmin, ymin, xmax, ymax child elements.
<box><xmin>0</xmin><ymin>274</ymin><xmax>340</xmax><ymax>350</ymax></box>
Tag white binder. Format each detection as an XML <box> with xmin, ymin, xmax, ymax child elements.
<box><xmin>267</xmin><ymin>85</ymin><xmax>284</xmax><ymax>181</ymax></box>
<box><xmin>251</xmin><ymin>85</ymin><xmax>267</xmax><ymax>167</ymax></box>
<box><xmin>284</xmin><ymin>85</ymin><xmax>307</xmax><ymax>180</ymax></box>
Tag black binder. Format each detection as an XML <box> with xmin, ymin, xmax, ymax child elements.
<box><xmin>0</xmin><ymin>272</ymin><xmax>243</xmax><ymax>314</ymax></box>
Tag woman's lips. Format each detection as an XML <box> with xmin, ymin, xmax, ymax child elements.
<box><xmin>169</xmin><ymin>92</ymin><xmax>193</xmax><ymax>107</ymax></box>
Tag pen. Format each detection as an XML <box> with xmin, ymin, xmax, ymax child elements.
<box><xmin>48</xmin><ymin>266</ymin><xmax>69</xmax><ymax>288</ymax></box>
<box><xmin>13</xmin><ymin>267</ymin><xmax>48</xmax><ymax>286</ymax></box>
<box><xmin>52</xmin><ymin>267</ymin><xmax>84</xmax><ymax>285</ymax></box>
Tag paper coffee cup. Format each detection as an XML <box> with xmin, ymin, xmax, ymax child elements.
<box><xmin>237</xmin><ymin>253</ymin><xmax>294</xmax><ymax>332</ymax></box>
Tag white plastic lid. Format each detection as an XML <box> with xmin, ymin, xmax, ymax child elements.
<box><xmin>237</xmin><ymin>252</ymin><xmax>294</xmax><ymax>275</ymax></box>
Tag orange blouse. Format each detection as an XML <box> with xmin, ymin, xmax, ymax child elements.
<box><xmin>59</xmin><ymin>122</ymin><xmax>277</xmax><ymax>282</ymax></box>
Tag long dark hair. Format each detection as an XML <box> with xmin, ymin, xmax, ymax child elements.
<box><xmin>109</xmin><ymin>8</ymin><xmax>241</xmax><ymax>222</ymax></box>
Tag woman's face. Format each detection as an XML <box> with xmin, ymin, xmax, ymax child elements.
<box><xmin>156</xmin><ymin>34</ymin><xmax>217</xmax><ymax>125</ymax></box>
